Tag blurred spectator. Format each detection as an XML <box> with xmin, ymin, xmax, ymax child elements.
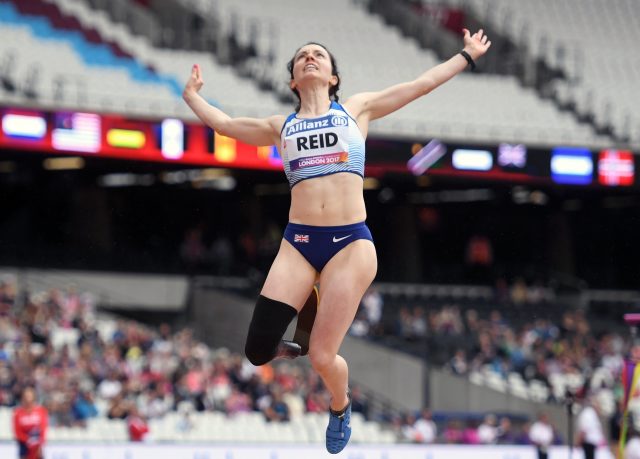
<box><xmin>396</xmin><ymin>306</ymin><xmax>415</xmax><ymax>340</ymax></box>
<box><xmin>62</xmin><ymin>285</ymin><xmax>80</xmax><ymax>328</ymax></box>
<box><xmin>626</xmin><ymin>430</ymin><xmax>640</xmax><ymax>459</ymax></box>
<box><xmin>434</xmin><ymin>306</ymin><xmax>464</xmax><ymax>336</ymax></box>
<box><xmin>477</xmin><ymin>414</ymin><xmax>498</xmax><ymax>444</ymax></box>
<box><xmin>176</xmin><ymin>407</ymin><xmax>194</xmax><ymax>433</ymax></box>
<box><xmin>411</xmin><ymin>307</ymin><xmax>427</xmax><ymax>339</ymax></box>
<box><xmin>497</xmin><ymin>416</ymin><xmax>515</xmax><ymax>444</ymax></box>
<box><xmin>140</xmin><ymin>388</ymin><xmax>171</xmax><ymax>419</ymax></box>
<box><xmin>127</xmin><ymin>405</ymin><xmax>149</xmax><ymax>442</ymax></box>
<box><xmin>13</xmin><ymin>386</ymin><xmax>47</xmax><ymax>459</ymax></box>
<box><xmin>98</xmin><ymin>370</ymin><xmax>122</xmax><ymax>400</ymax></box>
<box><xmin>107</xmin><ymin>394</ymin><xmax>129</xmax><ymax>420</ymax></box>
<box><xmin>442</xmin><ymin>420</ymin><xmax>463</xmax><ymax>444</ymax></box>
<box><xmin>264</xmin><ymin>388</ymin><xmax>289</xmax><ymax>422</ymax></box>
<box><xmin>412</xmin><ymin>409</ymin><xmax>437</xmax><ymax>444</ymax></box>
<box><xmin>282</xmin><ymin>388</ymin><xmax>305</xmax><ymax>420</ymax></box>
<box><xmin>515</xmin><ymin>421</ymin><xmax>532</xmax><ymax>445</ymax></box>
<box><xmin>510</xmin><ymin>278</ymin><xmax>528</xmax><ymax>305</ymax></box>
<box><xmin>225</xmin><ymin>387</ymin><xmax>252</xmax><ymax>415</ymax></box>
<box><xmin>361</xmin><ymin>287</ymin><xmax>384</xmax><ymax>336</ymax></box>
<box><xmin>71</xmin><ymin>390</ymin><xmax>98</xmax><ymax>426</ymax></box>
<box><xmin>576</xmin><ymin>396</ymin><xmax>605</xmax><ymax>459</ymax></box>
<box><xmin>461</xmin><ymin>420</ymin><xmax>480</xmax><ymax>445</ymax></box>
<box><xmin>400</xmin><ymin>412</ymin><xmax>419</xmax><ymax>442</ymax></box>
<box><xmin>448</xmin><ymin>349</ymin><xmax>468</xmax><ymax>375</ymax></box>
<box><xmin>529</xmin><ymin>412</ymin><xmax>554</xmax><ymax>459</ymax></box>
<box><xmin>0</xmin><ymin>278</ymin><xmax>15</xmax><ymax>316</ymax></box>
<box><xmin>350</xmin><ymin>386</ymin><xmax>370</xmax><ymax>420</ymax></box>
<box><xmin>349</xmin><ymin>309</ymin><xmax>370</xmax><ymax>337</ymax></box>
<box><xmin>47</xmin><ymin>392</ymin><xmax>74</xmax><ymax>427</ymax></box>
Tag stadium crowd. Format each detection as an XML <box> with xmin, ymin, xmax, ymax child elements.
<box><xmin>351</xmin><ymin>283</ymin><xmax>625</xmax><ymax>400</ymax></box>
<box><xmin>0</xmin><ymin>274</ymin><xmax>627</xmax><ymax>446</ymax></box>
<box><xmin>0</xmin><ymin>276</ymin><xmax>372</xmax><ymax>436</ymax></box>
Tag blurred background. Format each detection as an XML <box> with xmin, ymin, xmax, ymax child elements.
<box><xmin>0</xmin><ymin>0</ymin><xmax>639</xmax><ymax>457</ymax></box>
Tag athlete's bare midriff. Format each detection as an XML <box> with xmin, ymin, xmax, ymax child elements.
<box><xmin>289</xmin><ymin>172</ymin><xmax>366</xmax><ymax>226</ymax></box>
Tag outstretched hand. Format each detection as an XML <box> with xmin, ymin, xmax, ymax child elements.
<box><xmin>462</xmin><ymin>28</ymin><xmax>491</xmax><ymax>61</ymax></box>
<box><xmin>183</xmin><ymin>64</ymin><xmax>204</xmax><ymax>97</ymax></box>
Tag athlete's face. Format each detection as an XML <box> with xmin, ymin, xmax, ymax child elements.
<box><xmin>290</xmin><ymin>44</ymin><xmax>337</xmax><ymax>91</ymax></box>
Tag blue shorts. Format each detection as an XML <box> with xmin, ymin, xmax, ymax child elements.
<box><xmin>283</xmin><ymin>221</ymin><xmax>373</xmax><ymax>272</ymax></box>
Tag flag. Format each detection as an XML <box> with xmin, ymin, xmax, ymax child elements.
<box><xmin>598</xmin><ymin>150</ymin><xmax>634</xmax><ymax>186</ymax></box>
<box><xmin>52</xmin><ymin>112</ymin><xmax>101</xmax><ymax>153</ymax></box>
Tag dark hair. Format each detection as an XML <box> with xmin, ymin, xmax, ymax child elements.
<box><xmin>287</xmin><ymin>42</ymin><xmax>341</xmax><ymax>112</ymax></box>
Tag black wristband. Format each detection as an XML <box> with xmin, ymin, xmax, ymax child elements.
<box><xmin>459</xmin><ymin>50</ymin><xmax>476</xmax><ymax>71</ymax></box>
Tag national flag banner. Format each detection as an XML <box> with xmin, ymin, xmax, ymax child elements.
<box><xmin>52</xmin><ymin>112</ymin><xmax>101</xmax><ymax>153</ymax></box>
<box><xmin>598</xmin><ymin>149</ymin><xmax>634</xmax><ymax>186</ymax></box>
<box><xmin>1</xmin><ymin>112</ymin><xmax>47</xmax><ymax>141</ymax></box>
<box><xmin>407</xmin><ymin>139</ymin><xmax>446</xmax><ymax>175</ymax></box>
<box><xmin>161</xmin><ymin>119</ymin><xmax>184</xmax><ymax>160</ymax></box>
<box><xmin>498</xmin><ymin>143</ymin><xmax>527</xmax><ymax>169</ymax></box>
<box><xmin>294</xmin><ymin>234</ymin><xmax>309</xmax><ymax>243</ymax></box>
<box><xmin>550</xmin><ymin>147</ymin><xmax>593</xmax><ymax>185</ymax></box>
<box><xmin>452</xmin><ymin>148</ymin><xmax>493</xmax><ymax>171</ymax></box>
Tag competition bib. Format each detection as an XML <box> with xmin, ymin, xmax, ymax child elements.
<box><xmin>282</xmin><ymin>114</ymin><xmax>351</xmax><ymax>171</ymax></box>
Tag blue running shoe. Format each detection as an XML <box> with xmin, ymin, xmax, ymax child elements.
<box><xmin>325</xmin><ymin>393</ymin><xmax>352</xmax><ymax>454</ymax></box>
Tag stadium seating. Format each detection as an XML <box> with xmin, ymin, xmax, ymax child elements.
<box><xmin>0</xmin><ymin>0</ymin><xmax>617</xmax><ymax>147</ymax></box>
<box><xmin>0</xmin><ymin>0</ymin><xmax>290</xmax><ymax>119</ymax></box>
<box><xmin>47</xmin><ymin>0</ymin><xmax>293</xmax><ymax>118</ymax></box>
<box><xmin>0</xmin><ymin>405</ymin><xmax>396</xmax><ymax>443</ymax></box>
<box><xmin>176</xmin><ymin>0</ymin><xmax>610</xmax><ymax>147</ymax></box>
<box><xmin>461</xmin><ymin>0</ymin><xmax>640</xmax><ymax>147</ymax></box>
<box><xmin>0</xmin><ymin>0</ymin><xmax>180</xmax><ymax>115</ymax></box>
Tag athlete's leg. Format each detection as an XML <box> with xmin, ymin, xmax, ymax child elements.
<box><xmin>293</xmin><ymin>285</ymin><xmax>319</xmax><ymax>355</ymax></box>
<box><xmin>261</xmin><ymin>239</ymin><xmax>317</xmax><ymax>304</ymax></box>
<box><xmin>244</xmin><ymin>239</ymin><xmax>317</xmax><ymax>365</ymax></box>
<box><xmin>309</xmin><ymin>239</ymin><xmax>377</xmax><ymax>410</ymax></box>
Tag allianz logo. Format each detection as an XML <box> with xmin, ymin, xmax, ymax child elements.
<box><xmin>330</xmin><ymin>115</ymin><xmax>348</xmax><ymax>127</ymax></box>
<box><xmin>286</xmin><ymin>115</ymin><xmax>348</xmax><ymax>136</ymax></box>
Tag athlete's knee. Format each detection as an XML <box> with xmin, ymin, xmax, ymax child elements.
<box><xmin>308</xmin><ymin>347</ymin><xmax>336</xmax><ymax>373</ymax></box>
<box><xmin>245</xmin><ymin>295</ymin><xmax>297</xmax><ymax>366</ymax></box>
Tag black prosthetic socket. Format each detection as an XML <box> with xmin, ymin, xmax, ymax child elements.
<box><xmin>245</xmin><ymin>295</ymin><xmax>297</xmax><ymax>366</ymax></box>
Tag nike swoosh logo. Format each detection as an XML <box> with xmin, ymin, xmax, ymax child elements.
<box><xmin>332</xmin><ymin>234</ymin><xmax>352</xmax><ymax>243</ymax></box>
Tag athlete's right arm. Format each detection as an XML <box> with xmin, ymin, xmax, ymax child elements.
<box><xmin>183</xmin><ymin>64</ymin><xmax>284</xmax><ymax>147</ymax></box>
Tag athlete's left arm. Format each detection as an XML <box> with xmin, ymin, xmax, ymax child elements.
<box><xmin>345</xmin><ymin>29</ymin><xmax>491</xmax><ymax>123</ymax></box>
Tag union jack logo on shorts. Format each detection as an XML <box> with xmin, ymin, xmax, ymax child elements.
<box><xmin>294</xmin><ymin>234</ymin><xmax>309</xmax><ymax>243</ymax></box>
